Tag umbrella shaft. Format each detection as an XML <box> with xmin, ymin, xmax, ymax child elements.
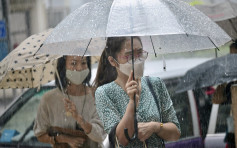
<box><xmin>131</xmin><ymin>36</ymin><xmax>135</xmax><ymax>80</ymax></box>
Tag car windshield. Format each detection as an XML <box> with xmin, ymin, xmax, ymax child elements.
<box><xmin>0</xmin><ymin>86</ymin><xmax>54</xmax><ymax>146</ymax></box>
<box><xmin>164</xmin><ymin>78</ymin><xmax>194</xmax><ymax>139</ymax></box>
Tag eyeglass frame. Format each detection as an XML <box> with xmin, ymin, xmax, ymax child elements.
<box><xmin>116</xmin><ymin>50</ymin><xmax>149</xmax><ymax>64</ymax></box>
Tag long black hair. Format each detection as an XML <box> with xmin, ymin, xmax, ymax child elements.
<box><xmin>93</xmin><ymin>37</ymin><xmax>142</xmax><ymax>88</ymax></box>
<box><xmin>55</xmin><ymin>56</ymin><xmax>91</xmax><ymax>90</ymax></box>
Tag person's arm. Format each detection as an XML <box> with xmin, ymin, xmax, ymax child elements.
<box><xmin>151</xmin><ymin>122</ymin><xmax>180</xmax><ymax>141</ymax></box>
<box><xmin>116</xmin><ymin>72</ymin><xmax>141</xmax><ymax>146</ymax></box>
<box><xmin>37</xmin><ymin>133</ymin><xmax>85</xmax><ymax>147</ymax></box>
<box><xmin>154</xmin><ymin>77</ymin><xmax>181</xmax><ymax>140</ymax></box>
<box><xmin>86</xmin><ymin>87</ymin><xmax>107</xmax><ymax>142</ymax></box>
<box><xmin>137</xmin><ymin>77</ymin><xmax>181</xmax><ymax>142</ymax></box>
<box><xmin>82</xmin><ymin>109</ymin><xmax>107</xmax><ymax>142</ymax></box>
<box><xmin>34</xmin><ymin>92</ymin><xmax>85</xmax><ymax>147</ymax></box>
<box><xmin>37</xmin><ymin>133</ymin><xmax>54</xmax><ymax>144</ymax></box>
<box><xmin>76</xmin><ymin>115</ymin><xmax>93</xmax><ymax>134</ymax></box>
<box><xmin>116</xmin><ymin>99</ymin><xmax>136</xmax><ymax>146</ymax></box>
<box><xmin>96</xmin><ymin>72</ymin><xmax>140</xmax><ymax>146</ymax></box>
<box><xmin>95</xmin><ymin>86</ymin><xmax>124</xmax><ymax>145</ymax></box>
<box><xmin>64</xmin><ymin>97</ymin><xmax>106</xmax><ymax>142</ymax></box>
<box><xmin>33</xmin><ymin>94</ymin><xmax>51</xmax><ymax>140</ymax></box>
<box><xmin>64</xmin><ymin>98</ymin><xmax>92</xmax><ymax>134</ymax></box>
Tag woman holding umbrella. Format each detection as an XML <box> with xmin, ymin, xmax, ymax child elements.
<box><xmin>94</xmin><ymin>37</ymin><xmax>180</xmax><ymax>147</ymax></box>
<box><xmin>34</xmin><ymin>56</ymin><xmax>106</xmax><ymax>148</ymax></box>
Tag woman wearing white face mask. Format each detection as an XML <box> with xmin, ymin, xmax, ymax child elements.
<box><xmin>34</xmin><ymin>56</ymin><xmax>106</xmax><ymax>148</ymax></box>
<box><xmin>94</xmin><ymin>37</ymin><xmax>180</xmax><ymax>148</ymax></box>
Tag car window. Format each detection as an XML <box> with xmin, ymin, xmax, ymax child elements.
<box><xmin>193</xmin><ymin>88</ymin><xmax>212</xmax><ymax>138</ymax></box>
<box><xmin>164</xmin><ymin>78</ymin><xmax>194</xmax><ymax>139</ymax></box>
<box><xmin>215</xmin><ymin>104</ymin><xmax>231</xmax><ymax>133</ymax></box>
<box><xmin>0</xmin><ymin>87</ymin><xmax>54</xmax><ymax>146</ymax></box>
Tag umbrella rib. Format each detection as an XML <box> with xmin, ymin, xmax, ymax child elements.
<box><xmin>82</xmin><ymin>38</ymin><xmax>92</xmax><ymax>58</ymax></box>
<box><xmin>33</xmin><ymin>44</ymin><xmax>43</xmax><ymax>57</ymax></box>
<box><xmin>149</xmin><ymin>36</ymin><xmax>157</xmax><ymax>57</ymax></box>
<box><xmin>208</xmin><ymin>37</ymin><xmax>220</xmax><ymax>58</ymax></box>
<box><xmin>208</xmin><ymin>37</ymin><xmax>219</xmax><ymax>50</ymax></box>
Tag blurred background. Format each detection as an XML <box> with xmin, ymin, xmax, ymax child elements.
<box><xmin>0</xmin><ymin>0</ymin><xmax>94</xmax><ymax>114</ymax></box>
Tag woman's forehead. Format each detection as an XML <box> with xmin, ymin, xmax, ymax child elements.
<box><xmin>66</xmin><ymin>56</ymin><xmax>86</xmax><ymax>61</ymax></box>
<box><xmin>123</xmin><ymin>38</ymin><xmax>142</xmax><ymax>52</ymax></box>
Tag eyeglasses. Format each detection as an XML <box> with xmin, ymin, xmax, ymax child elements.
<box><xmin>119</xmin><ymin>50</ymin><xmax>148</xmax><ymax>64</ymax></box>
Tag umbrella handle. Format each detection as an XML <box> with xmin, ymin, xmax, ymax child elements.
<box><xmin>124</xmin><ymin>128</ymin><xmax>137</xmax><ymax>142</ymax></box>
<box><xmin>123</xmin><ymin>36</ymin><xmax>138</xmax><ymax>142</ymax></box>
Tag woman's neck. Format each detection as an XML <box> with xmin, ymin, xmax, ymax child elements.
<box><xmin>66</xmin><ymin>83</ymin><xmax>86</xmax><ymax>96</ymax></box>
<box><xmin>115</xmin><ymin>77</ymin><xmax>128</xmax><ymax>90</ymax></box>
<box><xmin>115</xmin><ymin>72</ymin><xmax>137</xmax><ymax>90</ymax></box>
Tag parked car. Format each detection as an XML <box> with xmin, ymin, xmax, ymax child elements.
<box><xmin>0</xmin><ymin>58</ymin><xmax>212</xmax><ymax>148</ymax></box>
<box><xmin>145</xmin><ymin>58</ymin><xmax>212</xmax><ymax>148</ymax></box>
<box><xmin>204</xmin><ymin>104</ymin><xmax>231</xmax><ymax>148</ymax></box>
<box><xmin>0</xmin><ymin>84</ymin><xmax>55</xmax><ymax>147</ymax></box>
<box><xmin>162</xmin><ymin>77</ymin><xmax>211</xmax><ymax>148</ymax></box>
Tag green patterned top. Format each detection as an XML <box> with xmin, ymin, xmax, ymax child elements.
<box><xmin>95</xmin><ymin>77</ymin><xmax>180</xmax><ymax>147</ymax></box>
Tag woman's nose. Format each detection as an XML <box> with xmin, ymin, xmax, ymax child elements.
<box><xmin>74</xmin><ymin>65</ymin><xmax>84</xmax><ymax>71</ymax></box>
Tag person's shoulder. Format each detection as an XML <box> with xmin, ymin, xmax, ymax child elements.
<box><xmin>143</xmin><ymin>76</ymin><xmax>162</xmax><ymax>84</ymax></box>
<box><xmin>44</xmin><ymin>87</ymin><xmax>60</xmax><ymax>96</ymax></box>
<box><xmin>95</xmin><ymin>82</ymin><xmax>114</xmax><ymax>94</ymax></box>
<box><xmin>42</xmin><ymin>88</ymin><xmax>61</xmax><ymax>102</ymax></box>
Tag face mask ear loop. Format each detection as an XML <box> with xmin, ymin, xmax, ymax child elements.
<box><xmin>112</xmin><ymin>57</ymin><xmax>120</xmax><ymax>68</ymax></box>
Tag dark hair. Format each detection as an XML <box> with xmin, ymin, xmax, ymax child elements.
<box><xmin>93</xmin><ymin>37</ymin><xmax>142</xmax><ymax>88</ymax></box>
<box><xmin>55</xmin><ymin>56</ymin><xmax>91</xmax><ymax>90</ymax></box>
<box><xmin>230</xmin><ymin>40</ymin><xmax>237</xmax><ymax>49</ymax></box>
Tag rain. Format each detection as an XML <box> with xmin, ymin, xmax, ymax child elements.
<box><xmin>0</xmin><ymin>0</ymin><xmax>236</xmax><ymax>148</ymax></box>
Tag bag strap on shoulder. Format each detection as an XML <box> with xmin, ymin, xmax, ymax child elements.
<box><xmin>145</xmin><ymin>76</ymin><xmax>162</xmax><ymax>122</ymax></box>
<box><xmin>145</xmin><ymin>76</ymin><xmax>165</xmax><ymax>148</ymax></box>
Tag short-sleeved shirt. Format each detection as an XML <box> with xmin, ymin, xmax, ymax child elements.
<box><xmin>34</xmin><ymin>88</ymin><xmax>106</xmax><ymax>148</ymax></box>
<box><xmin>95</xmin><ymin>77</ymin><xmax>180</xmax><ymax>147</ymax></box>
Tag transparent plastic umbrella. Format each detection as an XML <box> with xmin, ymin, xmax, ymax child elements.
<box><xmin>217</xmin><ymin>17</ymin><xmax>237</xmax><ymax>40</ymax></box>
<box><xmin>38</xmin><ymin>0</ymin><xmax>231</xmax><ymax>141</ymax></box>
<box><xmin>182</xmin><ymin>0</ymin><xmax>237</xmax><ymax>39</ymax></box>
<box><xmin>39</xmin><ymin>0</ymin><xmax>231</xmax><ymax>56</ymax></box>
<box><xmin>182</xmin><ymin>0</ymin><xmax>237</xmax><ymax>21</ymax></box>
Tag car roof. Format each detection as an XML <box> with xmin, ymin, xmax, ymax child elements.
<box><xmin>0</xmin><ymin>85</ymin><xmax>55</xmax><ymax>117</ymax></box>
<box><xmin>144</xmin><ymin>58</ymin><xmax>211</xmax><ymax>79</ymax></box>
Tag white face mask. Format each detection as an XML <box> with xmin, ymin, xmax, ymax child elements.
<box><xmin>115</xmin><ymin>59</ymin><xmax>145</xmax><ymax>79</ymax></box>
<box><xmin>66</xmin><ymin>68</ymin><xmax>89</xmax><ymax>85</ymax></box>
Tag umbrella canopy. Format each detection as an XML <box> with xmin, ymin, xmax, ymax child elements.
<box><xmin>38</xmin><ymin>0</ymin><xmax>231</xmax><ymax>56</ymax></box>
<box><xmin>0</xmin><ymin>29</ymin><xmax>60</xmax><ymax>89</ymax></box>
<box><xmin>175</xmin><ymin>54</ymin><xmax>237</xmax><ymax>93</ymax></box>
<box><xmin>37</xmin><ymin>0</ymin><xmax>231</xmax><ymax>142</ymax></box>
<box><xmin>216</xmin><ymin>17</ymin><xmax>237</xmax><ymax>40</ymax></box>
<box><xmin>183</xmin><ymin>0</ymin><xmax>237</xmax><ymax>21</ymax></box>
<box><xmin>182</xmin><ymin>0</ymin><xmax>237</xmax><ymax>39</ymax></box>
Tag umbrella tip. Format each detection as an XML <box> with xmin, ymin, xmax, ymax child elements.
<box><xmin>163</xmin><ymin>66</ymin><xmax>166</xmax><ymax>71</ymax></box>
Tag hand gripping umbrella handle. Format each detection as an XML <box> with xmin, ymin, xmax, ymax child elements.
<box><xmin>124</xmin><ymin>37</ymin><xmax>138</xmax><ymax>141</ymax></box>
<box><xmin>124</xmin><ymin>93</ymin><xmax>138</xmax><ymax>141</ymax></box>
